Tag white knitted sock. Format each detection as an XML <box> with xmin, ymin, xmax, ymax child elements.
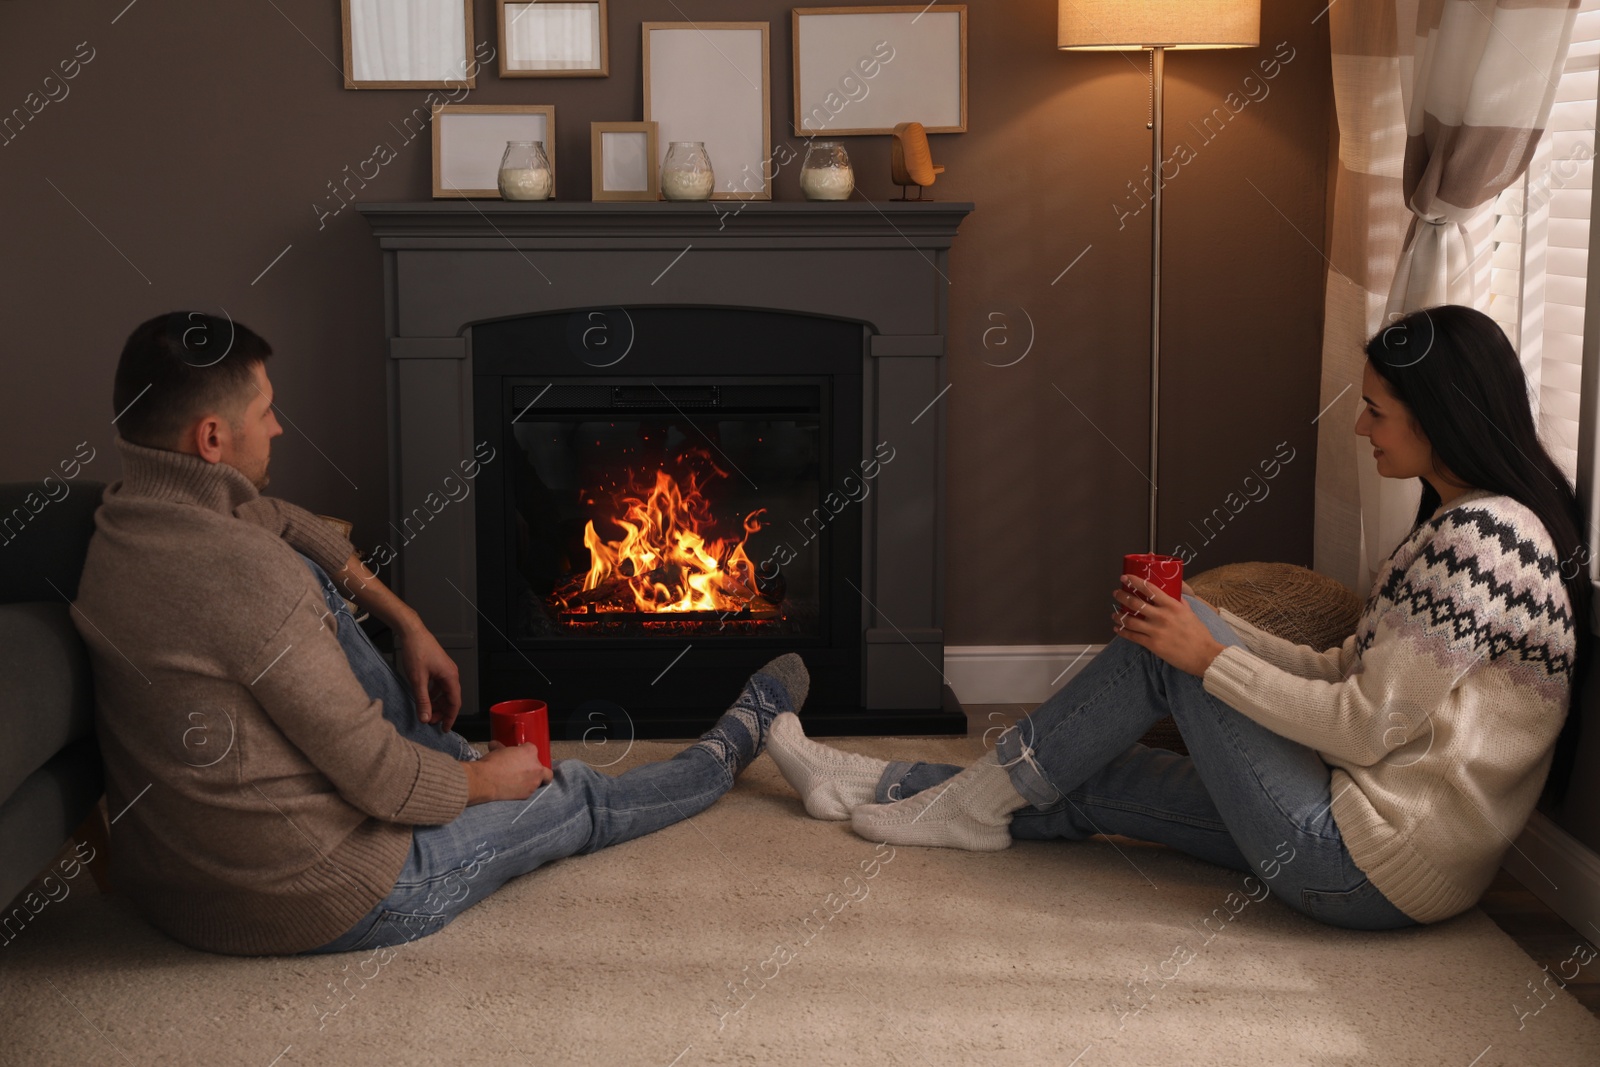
<box><xmin>850</xmin><ymin>749</ymin><xmax>1028</xmax><ymax>851</ymax></box>
<box><xmin>766</xmin><ymin>712</ymin><xmax>891</xmax><ymax>820</ymax></box>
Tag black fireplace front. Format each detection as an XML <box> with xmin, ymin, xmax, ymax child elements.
<box><xmin>473</xmin><ymin>307</ymin><xmax>867</xmax><ymax>739</ymax></box>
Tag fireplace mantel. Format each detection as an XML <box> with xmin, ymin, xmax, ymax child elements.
<box><xmin>359</xmin><ymin>199</ymin><xmax>974</xmax><ymax>731</ymax></box>
<box><xmin>359</xmin><ymin>199</ymin><xmax>972</xmax><ymax>239</ymax></box>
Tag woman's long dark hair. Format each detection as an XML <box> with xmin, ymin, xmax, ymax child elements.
<box><xmin>1366</xmin><ymin>305</ymin><xmax>1589</xmax><ymax>804</ymax></box>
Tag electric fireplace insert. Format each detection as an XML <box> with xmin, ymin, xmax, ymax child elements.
<box><xmin>473</xmin><ymin>307</ymin><xmax>869</xmax><ymax>738</ymax></box>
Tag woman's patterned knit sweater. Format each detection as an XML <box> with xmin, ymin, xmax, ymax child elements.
<box><xmin>1201</xmin><ymin>489</ymin><xmax>1576</xmax><ymax>922</ymax></box>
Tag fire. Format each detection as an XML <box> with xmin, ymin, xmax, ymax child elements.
<box><xmin>553</xmin><ymin>457</ymin><xmax>768</xmax><ymax>616</ymax></box>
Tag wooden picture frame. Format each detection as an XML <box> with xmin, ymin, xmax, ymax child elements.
<box><xmin>591</xmin><ymin>122</ymin><xmax>660</xmax><ymax>201</ymax></box>
<box><xmin>793</xmin><ymin>6</ymin><xmax>967</xmax><ymax>135</ymax></box>
<box><xmin>432</xmin><ymin>105</ymin><xmax>557</xmax><ymax>198</ymax></box>
<box><xmin>342</xmin><ymin>0</ymin><xmax>478</xmax><ymax>90</ymax></box>
<box><xmin>642</xmin><ymin>22</ymin><xmax>772</xmax><ymax>201</ymax></box>
<box><xmin>498</xmin><ymin>0</ymin><xmax>609</xmax><ymax>77</ymax></box>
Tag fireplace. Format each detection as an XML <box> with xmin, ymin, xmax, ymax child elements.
<box><xmin>502</xmin><ymin>383</ymin><xmax>827</xmax><ymax>642</ymax></box>
<box><xmin>472</xmin><ymin>307</ymin><xmax>867</xmax><ymax>735</ymax></box>
<box><xmin>359</xmin><ymin>201</ymin><xmax>973</xmax><ymax>738</ymax></box>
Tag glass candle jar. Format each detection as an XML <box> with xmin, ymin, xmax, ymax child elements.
<box><xmin>800</xmin><ymin>141</ymin><xmax>854</xmax><ymax>201</ymax></box>
<box><xmin>498</xmin><ymin>141</ymin><xmax>553</xmax><ymax>200</ymax></box>
<box><xmin>661</xmin><ymin>141</ymin><xmax>715</xmax><ymax>201</ymax></box>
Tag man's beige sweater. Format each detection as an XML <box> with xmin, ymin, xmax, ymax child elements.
<box><xmin>73</xmin><ymin>438</ymin><xmax>469</xmax><ymax>955</ymax></box>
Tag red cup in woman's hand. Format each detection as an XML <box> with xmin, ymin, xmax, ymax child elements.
<box><xmin>1123</xmin><ymin>553</ymin><xmax>1184</xmax><ymax>603</ymax></box>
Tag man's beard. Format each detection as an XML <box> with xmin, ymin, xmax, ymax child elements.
<box><xmin>247</xmin><ymin>459</ymin><xmax>270</xmax><ymax>491</ymax></box>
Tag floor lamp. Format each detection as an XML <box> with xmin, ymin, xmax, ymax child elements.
<box><xmin>1058</xmin><ymin>2</ymin><xmax>1260</xmax><ymax>552</ymax></box>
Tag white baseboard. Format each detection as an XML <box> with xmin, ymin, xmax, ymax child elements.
<box><xmin>943</xmin><ymin>644</ymin><xmax>1103</xmax><ymax>706</ymax></box>
<box><xmin>1501</xmin><ymin>811</ymin><xmax>1600</xmax><ymax>941</ymax></box>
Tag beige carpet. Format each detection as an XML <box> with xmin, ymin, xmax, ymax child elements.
<box><xmin>4</xmin><ymin>736</ymin><xmax>1599</xmax><ymax>1067</ymax></box>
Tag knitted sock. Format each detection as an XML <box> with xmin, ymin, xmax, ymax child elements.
<box><xmin>850</xmin><ymin>749</ymin><xmax>1028</xmax><ymax>851</ymax></box>
<box><xmin>693</xmin><ymin>654</ymin><xmax>810</xmax><ymax>778</ymax></box>
<box><xmin>766</xmin><ymin>712</ymin><xmax>890</xmax><ymax>820</ymax></box>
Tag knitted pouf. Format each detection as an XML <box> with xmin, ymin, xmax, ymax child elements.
<box><xmin>1134</xmin><ymin>562</ymin><xmax>1365</xmax><ymax>756</ymax></box>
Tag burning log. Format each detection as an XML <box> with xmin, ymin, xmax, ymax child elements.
<box><xmin>560</xmin><ymin>578</ymin><xmax>630</xmax><ymax>609</ymax></box>
<box><xmin>755</xmin><ymin>567</ymin><xmax>786</xmax><ymax>604</ymax></box>
<box><xmin>548</xmin><ymin>456</ymin><xmax>777</xmax><ymax>620</ymax></box>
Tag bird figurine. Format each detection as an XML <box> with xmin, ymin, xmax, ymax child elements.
<box><xmin>890</xmin><ymin>121</ymin><xmax>944</xmax><ymax>200</ymax></box>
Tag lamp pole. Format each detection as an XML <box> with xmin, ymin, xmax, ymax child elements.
<box><xmin>1057</xmin><ymin>2</ymin><xmax>1259</xmax><ymax>553</ymax></box>
<box><xmin>1148</xmin><ymin>45</ymin><xmax>1164</xmax><ymax>554</ymax></box>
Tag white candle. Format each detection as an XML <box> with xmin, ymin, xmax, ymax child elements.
<box><xmin>801</xmin><ymin>166</ymin><xmax>854</xmax><ymax>201</ymax></box>
<box><xmin>499</xmin><ymin>167</ymin><xmax>552</xmax><ymax>200</ymax></box>
<box><xmin>662</xmin><ymin>168</ymin><xmax>714</xmax><ymax>201</ymax></box>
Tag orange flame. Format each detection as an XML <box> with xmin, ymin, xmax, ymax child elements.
<box><xmin>556</xmin><ymin>459</ymin><xmax>766</xmax><ymax>614</ymax></box>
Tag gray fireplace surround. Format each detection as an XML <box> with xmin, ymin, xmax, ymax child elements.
<box><xmin>358</xmin><ymin>200</ymin><xmax>973</xmax><ymax>730</ymax></box>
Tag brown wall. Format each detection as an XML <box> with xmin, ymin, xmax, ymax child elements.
<box><xmin>0</xmin><ymin>1</ymin><xmax>1331</xmax><ymax>649</ymax></box>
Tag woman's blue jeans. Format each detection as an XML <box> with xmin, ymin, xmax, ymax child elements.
<box><xmin>879</xmin><ymin>599</ymin><xmax>1418</xmax><ymax>932</ymax></box>
<box><xmin>296</xmin><ymin>554</ymin><xmax>735</xmax><ymax>954</ymax></box>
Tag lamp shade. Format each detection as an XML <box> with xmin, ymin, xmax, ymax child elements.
<box><xmin>1059</xmin><ymin>0</ymin><xmax>1260</xmax><ymax>50</ymax></box>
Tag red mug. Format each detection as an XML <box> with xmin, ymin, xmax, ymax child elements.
<box><xmin>488</xmin><ymin>699</ymin><xmax>552</xmax><ymax>769</ymax></box>
<box><xmin>1122</xmin><ymin>553</ymin><xmax>1184</xmax><ymax>603</ymax></box>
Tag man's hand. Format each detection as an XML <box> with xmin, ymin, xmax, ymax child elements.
<box><xmin>1112</xmin><ymin>575</ymin><xmax>1227</xmax><ymax>677</ymax></box>
<box><xmin>395</xmin><ymin>621</ymin><xmax>463</xmax><ymax>730</ymax></box>
<box><xmin>329</xmin><ymin>551</ymin><xmax>463</xmax><ymax>731</ymax></box>
<box><xmin>465</xmin><ymin>744</ymin><xmax>553</xmax><ymax>805</ymax></box>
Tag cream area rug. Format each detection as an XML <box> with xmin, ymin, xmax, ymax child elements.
<box><xmin>4</xmin><ymin>736</ymin><xmax>1599</xmax><ymax>1067</ymax></box>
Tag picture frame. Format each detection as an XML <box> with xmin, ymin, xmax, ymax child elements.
<box><xmin>498</xmin><ymin>0</ymin><xmax>609</xmax><ymax>77</ymax></box>
<box><xmin>642</xmin><ymin>22</ymin><xmax>772</xmax><ymax>201</ymax></box>
<box><xmin>341</xmin><ymin>0</ymin><xmax>478</xmax><ymax>90</ymax></box>
<box><xmin>432</xmin><ymin>105</ymin><xmax>557</xmax><ymax>199</ymax></box>
<box><xmin>591</xmin><ymin>121</ymin><xmax>660</xmax><ymax>201</ymax></box>
<box><xmin>792</xmin><ymin>6</ymin><xmax>968</xmax><ymax>135</ymax></box>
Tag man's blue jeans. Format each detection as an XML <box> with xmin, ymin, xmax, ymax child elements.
<box><xmin>296</xmin><ymin>554</ymin><xmax>735</xmax><ymax>953</ymax></box>
<box><xmin>877</xmin><ymin>599</ymin><xmax>1418</xmax><ymax>931</ymax></box>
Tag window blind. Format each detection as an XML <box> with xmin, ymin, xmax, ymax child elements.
<box><xmin>1486</xmin><ymin>2</ymin><xmax>1600</xmax><ymax>485</ymax></box>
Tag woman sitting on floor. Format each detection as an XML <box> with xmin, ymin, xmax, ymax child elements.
<box><xmin>768</xmin><ymin>304</ymin><xmax>1586</xmax><ymax>931</ymax></box>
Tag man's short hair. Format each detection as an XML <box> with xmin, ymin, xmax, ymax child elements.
<box><xmin>112</xmin><ymin>312</ymin><xmax>273</xmax><ymax>449</ymax></box>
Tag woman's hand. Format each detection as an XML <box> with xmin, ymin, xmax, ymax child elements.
<box><xmin>1112</xmin><ymin>576</ymin><xmax>1227</xmax><ymax>677</ymax></box>
<box><xmin>1180</xmin><ymin>580</ymin><xmax>1211</xmax><ymax>610</ymax></box>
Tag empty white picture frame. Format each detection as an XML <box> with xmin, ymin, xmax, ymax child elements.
<box><xmin>432</xmin><ymin>105</ymin><xmax>557</xmax><ymax>198</ymax></box>
<box><xmin>643</xmin><ymin>22</ymin><xmax>772</xmax><ymax>200</ymax></box>
<box><xmin>342</xmin><ymin>0</ymin><xmax>477</xmax><ymax>89</ymax></box>
<box><xmin>591</xmin><ymin>122</ymin><xmax>660</xmax><ymax>201</ymax></box>
<box><xmin>793</xmin><ymin>6</ymin><xmax>967</xmax><ymax>135</ymax></box>
<box><xmin>499</xmin><ymin>0</ymin><xmax>608</xmax><ymax>77</ymax></box>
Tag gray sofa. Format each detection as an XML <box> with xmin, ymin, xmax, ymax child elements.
<box><xmin>0</xmin><ymin>481</ymin><xmax>105</xmax><ymax>909</ymax></box>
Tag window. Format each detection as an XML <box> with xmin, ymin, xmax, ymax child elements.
<box><xmin>1484</xmin><ymin>2</ymin><xmax>1600</xmax><ymax>486</ymax></box>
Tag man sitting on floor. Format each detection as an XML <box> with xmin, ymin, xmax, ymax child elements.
<box><xmin>73</xmin><ymin>311</ymin><xmax>807</xmax><ymax>955</ymax></box>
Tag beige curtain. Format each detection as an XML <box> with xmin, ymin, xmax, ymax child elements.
<box><xmin>1315</xmin><ymin>0</ymin><xmax>1577</xmax><ymax>593</ymax></box>
<box><xmin>1389</xmin><ymin>0</ymin><xmax>1577</xmax><ymax>314</ymax></box>
<box><xmin>1315</xmin><ymin>1</ymin><xmax>1412</xmax><ymax>591</ymax></box>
